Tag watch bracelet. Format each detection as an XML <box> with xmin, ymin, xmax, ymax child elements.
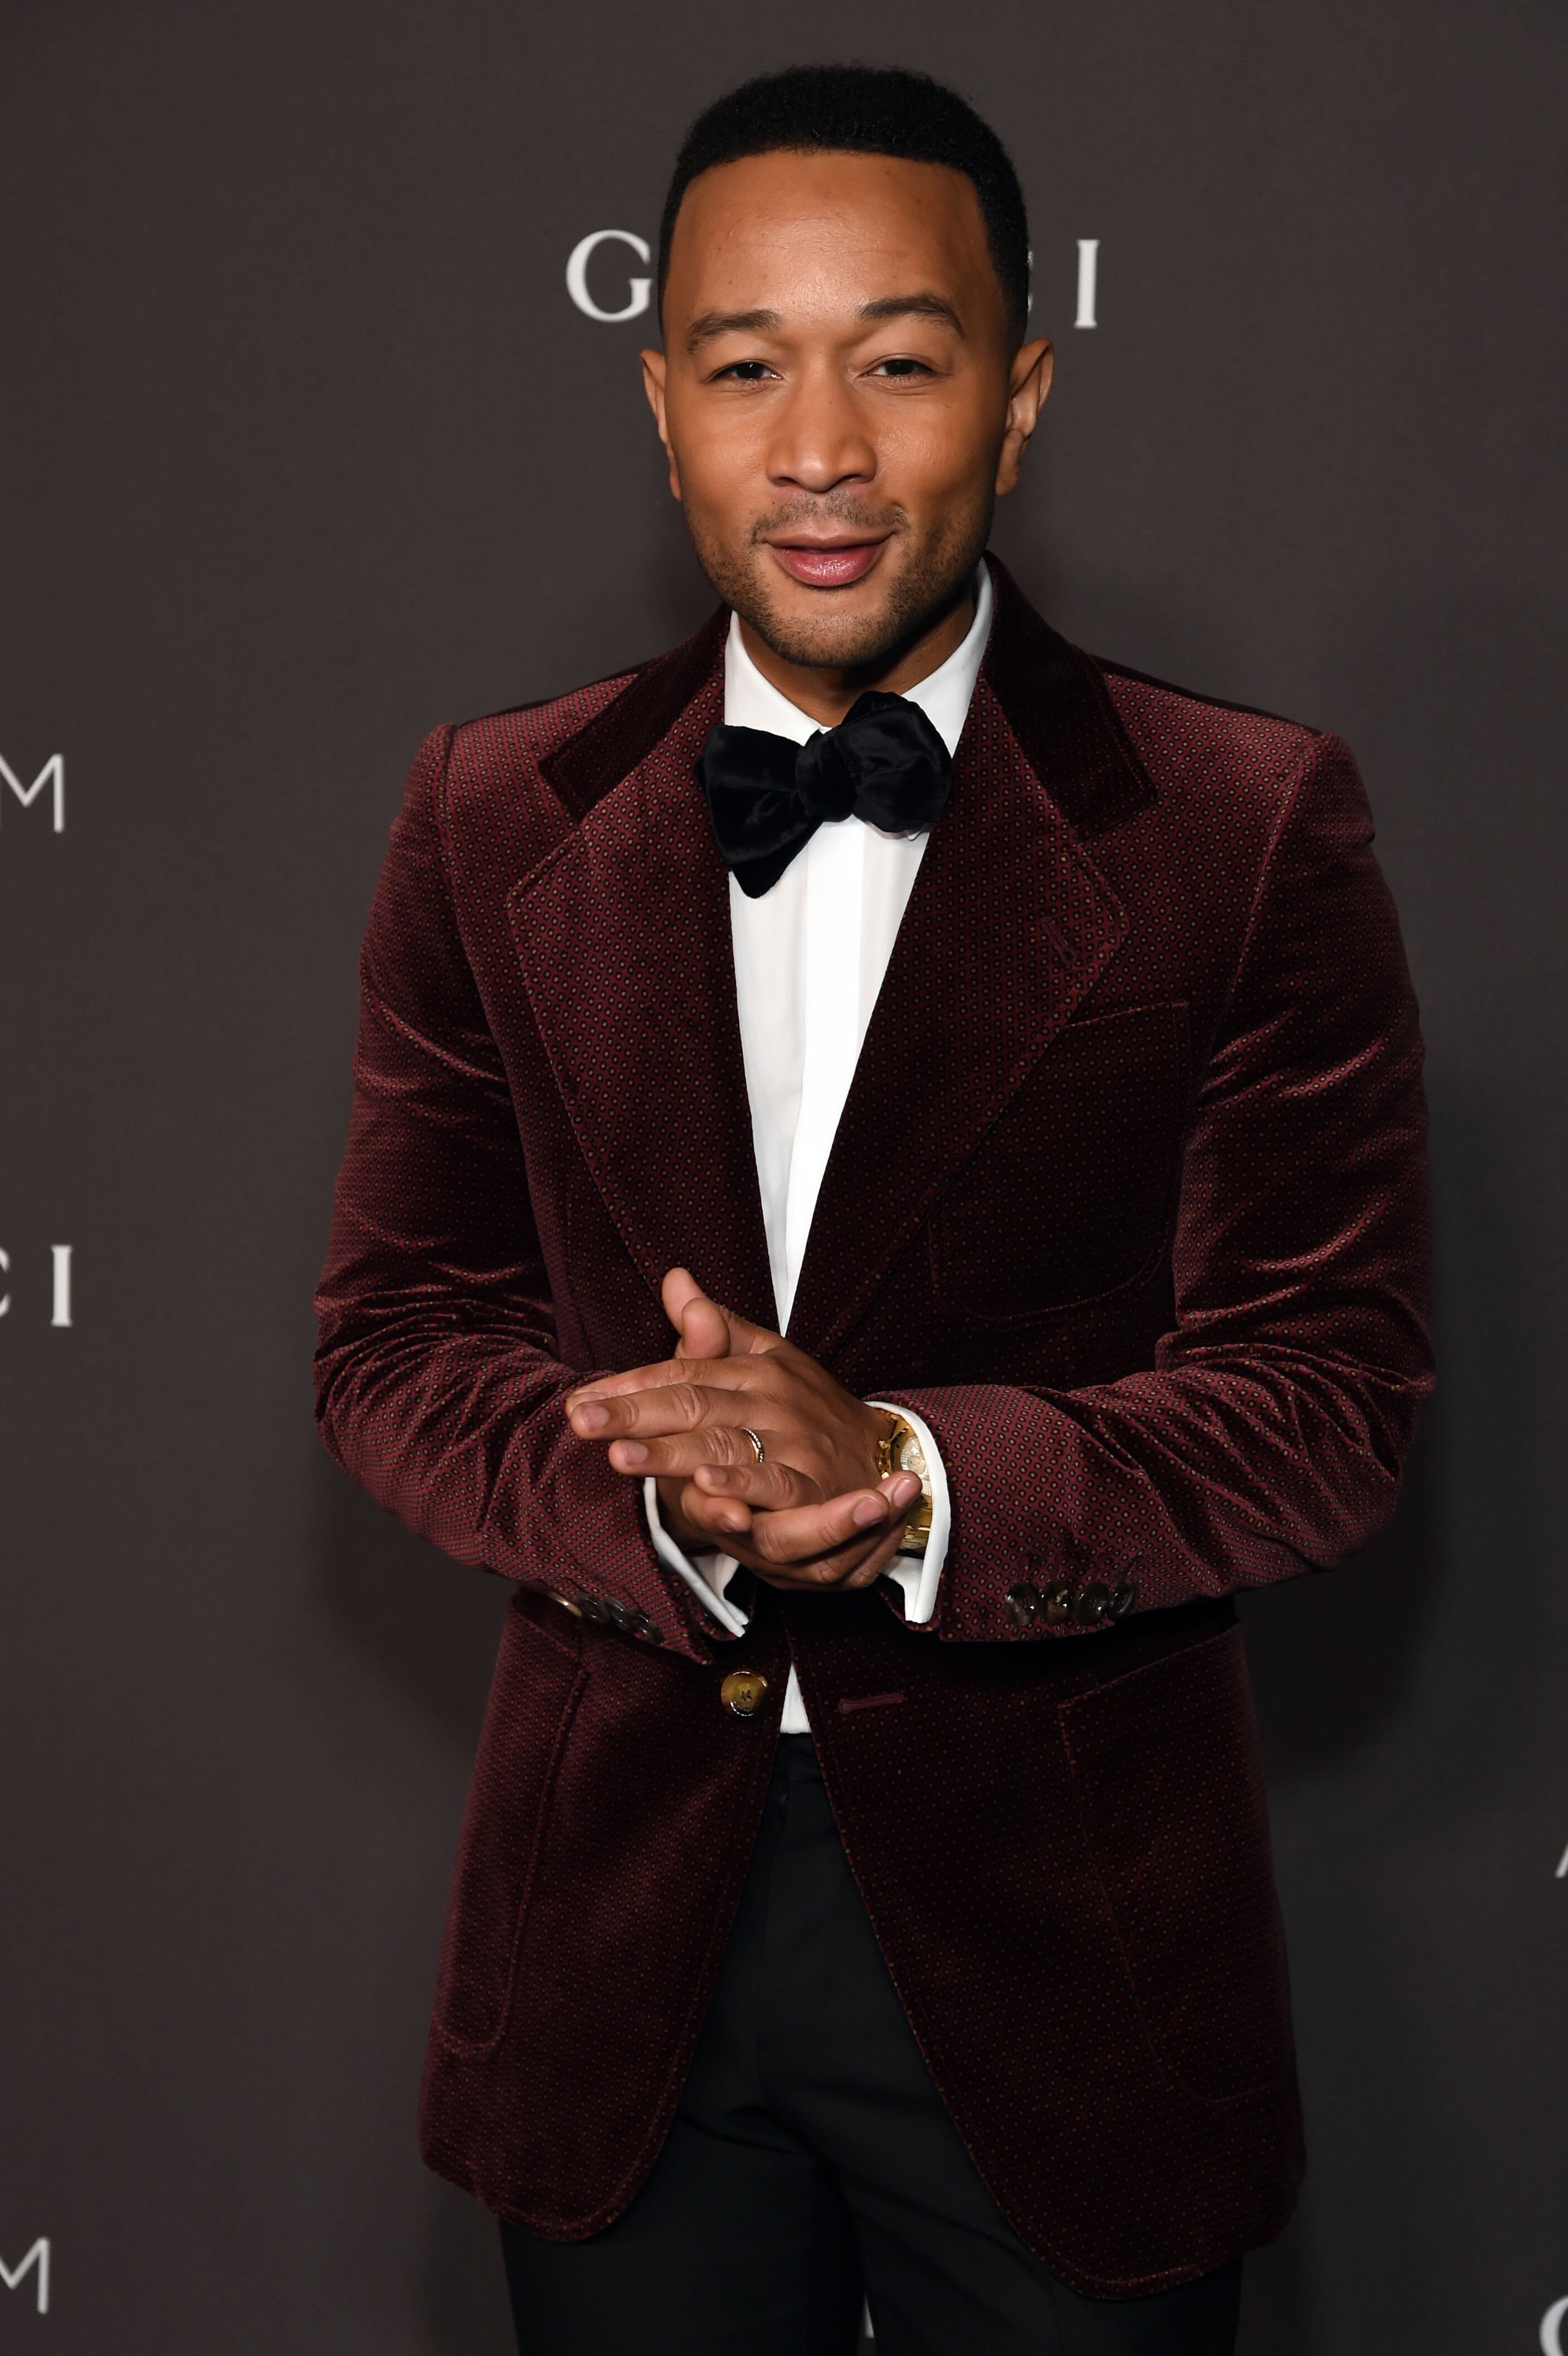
<box><xmin>873</xmin><ymin>1409</ymin><xmax>934</xmax><ymax>1554</ymax></box>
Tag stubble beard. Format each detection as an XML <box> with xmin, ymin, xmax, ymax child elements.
<box><xmin>685</xmin><ymin>495</ymin><xmax>992</xmax><ymax>677</ymax></box>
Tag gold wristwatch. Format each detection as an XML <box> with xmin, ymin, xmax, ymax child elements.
<box><xmin>874</xmin><ymin>1410</ymin><xmax>934</xmax><ymax>1553</ymax></box>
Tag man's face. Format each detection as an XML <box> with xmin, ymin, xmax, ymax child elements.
<box><xmin>644</xmin><ymin>149</ymin><xmax>1052</xmax><ymax>676</ymax></box>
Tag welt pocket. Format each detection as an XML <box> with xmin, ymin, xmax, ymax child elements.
<box><xmin>929</xmin><ymin>1000</ymin><xmax>1191</xmax><ymax>1325</ymax></box>
<box><xmin>431</xmin><ymin>1603</ymin><xmax>585</xmax><ymax>2056</ymax></box>
<box><xmin>1059</xmin><ymin>1626</ymin><xmax>1294</xmax><ymax>2105</ymax></box>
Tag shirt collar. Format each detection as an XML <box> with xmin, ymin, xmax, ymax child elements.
<box><xmin>722</xmin><ymin>562</ymin><xmax>994</xmax><ymax>757</ymax></box>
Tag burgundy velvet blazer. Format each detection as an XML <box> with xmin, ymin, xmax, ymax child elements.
<box><xmin>314</xmin><ymin>558</ymin><xmax>1431</xmax><ymax>2297</ymax></box>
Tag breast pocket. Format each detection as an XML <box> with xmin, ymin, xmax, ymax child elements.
<box><xmin>929</xmin><ymin>1000</ymin><xmax>1191</xmax><ymax>1324</ymax></box>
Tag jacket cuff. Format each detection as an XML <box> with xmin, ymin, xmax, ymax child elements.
<box><xmin>874</xmin><ymin>1384</ymin><xmax>1145</xmax><ymax>1642</ymax></box>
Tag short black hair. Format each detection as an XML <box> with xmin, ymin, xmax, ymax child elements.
<box><xmin>659</xmin><ymin>65</ymin><xmax>1030</xmax><ymax>347</ymax></box>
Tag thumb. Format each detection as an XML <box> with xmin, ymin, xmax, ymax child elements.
<box><xmin>663</xmin><ymin>1267</ymin><xmax>731</xmax><ymax>1360</ymax></box>
<box><xmin>661</xmin><ymin>1267</ymin><xmax>782</xmax><ymax>1359</ymax></box>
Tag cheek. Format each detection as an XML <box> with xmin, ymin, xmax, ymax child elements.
<box><xmin>668</xmin><ymin>401</ymin><xmax>764</xmax><ymax>505</ymax></box>
<box><xmin>881</xmin><ymin>400</ymin><xmax>1000</xmax><ymax>508</ymax></box>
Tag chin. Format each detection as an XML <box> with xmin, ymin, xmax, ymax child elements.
<box><xmin>750</xmin><ymin>600</ymin><xmax>914</xmax><ymax>673</ymax></box>
<box><xmin>738</xmin><ymin>563</ymin><xmax>961</xmax><ymax>675</ymax></box>
<box><xmin>690</xmin><ymin>513</ymin><xmax>985</xmax><ymax>676</ymax></box>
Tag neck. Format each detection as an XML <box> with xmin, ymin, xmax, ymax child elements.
<box><xmin>736</xmin><ymin>581</ymin><xmax>977</xmax><ymax>728</ymax></box>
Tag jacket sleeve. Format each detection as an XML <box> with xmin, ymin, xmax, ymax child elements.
<box><xmin>882</xmin><ymin>732</ymin><xmax>1434</xmax><ymax>1639</ymax></box>
<box><xmin>313</xmin><ymin>727</ymin><xmax>718</xmax><ymax>1661</ymax></box>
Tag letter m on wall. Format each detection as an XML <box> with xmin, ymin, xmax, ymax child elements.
<box><xmin>0</xmin><ymin>2238</ymin><xmax>50</xmax><ymax>2313</ymax></box>
<box><xmin>0</xmin><ymin>754</ymin><xmax>65</xmax><ymax>831</ymax></box>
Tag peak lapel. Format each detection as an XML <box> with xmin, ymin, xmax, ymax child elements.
<box><xmin>508</xmin><ymin>622</ymin><xmax>777</xmax><ymax>1330</ymax></box>
<box><xmin>785</xmin><ymin>567</ymin><xmax>1155</xmax><ymax>1362</ymax></box>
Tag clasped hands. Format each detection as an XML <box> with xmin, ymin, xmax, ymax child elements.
<box><xmin>565</xmin><ymin>1268</ymin><xmax>922</xmax><ymax>1592</ymax></box>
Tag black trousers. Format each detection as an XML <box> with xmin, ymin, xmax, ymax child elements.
<box><xmin>501</xmin><ymin>1735</ymin><xmax>1243</xmax><ymax>2355</ymax></box>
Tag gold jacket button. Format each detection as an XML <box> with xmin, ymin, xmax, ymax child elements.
<box><xmin>720</xmin><ymin>1669</ymin><xmax>769</xmax><ymax>1720</ymax></box>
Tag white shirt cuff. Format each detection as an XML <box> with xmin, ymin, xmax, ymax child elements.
<box><xmin>866</xmin><ymin>1401</ymin><xmax>950</xmax><ymax>1625</ymax></box>
<box><xmin>642</xmin><ymin>1477</ymin><xmax>749</xmax><ymax>1637</ymax></box>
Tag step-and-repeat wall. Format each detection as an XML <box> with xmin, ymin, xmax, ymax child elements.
<box><xmin>2</xmin><ymin>4</ymin><xmax>1564</xmax><ymax>2350</ymax></box>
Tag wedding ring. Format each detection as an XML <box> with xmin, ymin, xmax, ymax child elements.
<box><xmin>741</xmin><ymin>1427</ymin><xmax>766</xmax><ymax>1464</ymax></box>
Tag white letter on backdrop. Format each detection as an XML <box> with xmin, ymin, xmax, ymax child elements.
<box><xmin>566</xmin><ymin>231</ymin><xmax>652</xmax><ymax>323</ymax></box>
<box><xmin>1075</xmin><ymin>239</ymin><xmax>1099</xmax><ymax>329</ymax></box>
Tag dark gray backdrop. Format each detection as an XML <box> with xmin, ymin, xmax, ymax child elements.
<box><xmin>2</xmin><ymin>2</ymin><xmax>1565</xmax><ymax>2350</ymax></box>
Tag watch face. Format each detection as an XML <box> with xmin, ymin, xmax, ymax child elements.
<box><xmin>896</xmin><ymin>1431</ymin><xmax>928</xmax><ymax>1479</ymax></box>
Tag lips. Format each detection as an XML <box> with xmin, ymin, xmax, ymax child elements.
<box><xmin>767</xmin><ymin>539</ymin><xmax>887</xmax><ymax>588</ymax></box>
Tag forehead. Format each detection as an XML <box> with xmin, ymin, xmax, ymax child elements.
<box><xmin>665</xmin><ymin>148</ymin><xmax>994</xmax><ymax>313</ymax></box>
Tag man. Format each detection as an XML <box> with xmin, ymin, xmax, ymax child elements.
<box><xmin>315</xmin><ymin>64</ymin><xmax>1431</xmax><ymax>2356</ymax></box>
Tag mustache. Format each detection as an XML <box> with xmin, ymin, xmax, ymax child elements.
<box><xmin>749</xmin><ymin>500</ymin><xmax>909</xmax><ymax>541</ymax></box>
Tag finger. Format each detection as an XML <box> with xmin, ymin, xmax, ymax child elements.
<box><xmin>567</xmin><ymin>1357</ymin><xmax>764</xmax><ymax>1415</ymax></box>
<box><xmin>663</xmin><ymin>1268</ymin><xmax>732</xmax><ymax>1362</ymax></box>
<box><xmin>567</xmin><ymin>1357</ymin><xmax>684</xmax><ymax>1413</ymax></box>
<box><xmin>679</xmin><ymin>1291</ymin><xmax>731</xmax><ymax>1361</ymax></box>
<box><xmin>717</xmin><ymin>1300</ymin><xmax>786</xmax><ymax>1357</ymax></box>
<box><xmin>662</xmin><ymin>1265</ymin><xmax>783</xmax><ymax>1360</ymax></box>
<box><xmin>567</xmin><ymin>1380</ymin><xmax>727</xmax><ymax>1440</ymax></box>
<box><xmin>652</xmin><ymin>1476</ymin><xmax>751</xmax><ymax>1551</ymax></box>
<box><xmin>674</xmin><ymin>1472</ymin><xmax>836</xmax><ymax>1544</ymax></box>
<box><xmin>660</xmin><ymin>1266</ymin><xmax>704</xmax><ymax>1327</ymax></box>
<box><xmin>753</xmin><ymin>1546</ymin><xmax>892</xmax><ymax>1593</ymax></box>
<box><xmin>672</xmin><ymin>1488</ymin><xmax>754</xmax><ymax>1542</ymax></box>
<box><xmin>607</xmin><ymin>1433</ymin><xmax>813</xmax><ymax>1505</ymax></box>
<box><xmin>690</xmin><ymin>1456</ymin><xmax>815</xmax><ymax>1506</ymax></box>
<box><xmin>676</xmin><ymin>1478</ymin><xmax>898</xmax><ymax>1554</ymax></box>
<box><xmin>746</xmin><ymin>1483</ymin><xmax>904</xmax><ymax>1567</ymax></box>
<box><xmin>689</xmin><ymin>1456</ymin><xmax>818</xmax><ymax>1511</ymax></box>
<box><xmin>746</xmin><ymin>1478</ymin><xmax>919</xmax><ymax>1591</ymax></box>
<box><xmin>708</xmin><ymin>1468</ymin><xmax>922</xmax><ymax>1580</ymax></box>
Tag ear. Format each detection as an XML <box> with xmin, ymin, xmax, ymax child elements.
<box><xmin>640</xmin><ymin>347</ymin><xmax>683</xmax><ymax>499</ymax></box>
<box><xmin>995</xmin><ymin>337</ymin><xmax>1054</xmax><ymax>496</ymax></box>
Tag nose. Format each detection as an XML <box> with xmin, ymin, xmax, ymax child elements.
<box><xmin>765</xmin><ymin>362</ymin><xmax>876</xmax><ymax>496</ymax></box>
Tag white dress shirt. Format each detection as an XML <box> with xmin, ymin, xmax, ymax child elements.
<box><xmin>646</xmin><ymin>565</ymin><xmax>994</xmax><ymax>1729</ymax></box>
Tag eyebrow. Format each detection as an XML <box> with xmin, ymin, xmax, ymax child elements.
<box><xmin>685</xmin><ymin>307</ymin><xmax>782</xmax><ymax>352</ymax></box>
<box><xmin>859</xmin><ymin>292</ymin><xmax>965</xmax><ymax>333</ymax></box>
<box><xmin>684</xmin><ymin>291</ymin><xmax>965</xmax><ymax>353</ymax></box>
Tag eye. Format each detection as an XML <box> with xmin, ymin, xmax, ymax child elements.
<box><xmin>713</xmin><ymin>359</ymin><xmax>778</xmax><ymax>383</ymax></box>
<box><xmin>869</xmin><ymin>356</ymin><xmax>935</xmax><ymax>379</ymax></box>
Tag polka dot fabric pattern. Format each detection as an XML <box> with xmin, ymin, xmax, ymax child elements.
<box><xmin>313</xmin><ymin>558</ymin><xmax>1430</xmax><ymax>2293</ymax></box>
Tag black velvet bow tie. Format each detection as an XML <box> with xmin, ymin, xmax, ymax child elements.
<box><xmin>698</xmin><ymin>692</ymin><xmax>955</xmax><ymax>898</ymax></box>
